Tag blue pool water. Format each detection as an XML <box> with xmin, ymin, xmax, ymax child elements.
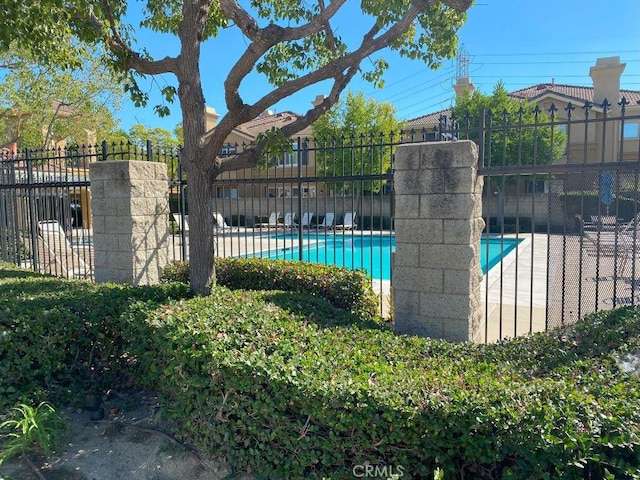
<box><xmin>255</xmin><ymin>234</ymin><xmax>520</xmax><ymax>281</ymax></box>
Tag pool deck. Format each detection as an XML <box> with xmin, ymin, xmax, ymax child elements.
<box><xmin>481</xmin><ymin>234</ymin><xmax>548</xmax><ymax>342</ymax></box>
<box><xmin>208</xmin><ymin>230</ymin><xmax>635</xmax><ymax>343</ymax></box>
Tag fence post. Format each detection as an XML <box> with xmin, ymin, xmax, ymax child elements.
<box><xmin>393</xmin><ymin>141</ymin><xmax>485</xmax><ymax>342</ymax></box>
<box><xmin>89</xmin><ymin>160</ymin><xmax>170</xmax><ymax>285</ymax></box>
<box><xmin>25</xmin><ymin>149</ymin><xmax>40</xmax><ymax>270</ymax></box>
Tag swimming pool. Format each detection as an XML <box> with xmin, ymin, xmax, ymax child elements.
<box><xmin>254</xmin><ymin>233</ymin><xmax>520</xmax><ymax>280</ymax></box>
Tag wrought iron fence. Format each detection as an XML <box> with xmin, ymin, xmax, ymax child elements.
<box><xmin>436</xmin><ymin>99</ymin><xmax>640</xmax><ymax>340</ymax></box>
<box><xmin>204</xmin><ymin>134</ymin><xmax>396</xmax><ymax>317</ymax></box>
<box><xmin>0</xmin><ymin>142</ymin><xmax>181</xmax><ymax>281</ymax></box>
<box><xmin>1</xmin><ymin>99</ymin><xmax>639</xmax><ymax>338</ymax></box>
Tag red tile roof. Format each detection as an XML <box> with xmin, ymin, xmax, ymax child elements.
<box><xmin>406</xmin><ymin>109</ymin><xmax>451</xmax><ymax>127</ymax></box>
<box><xmin>509</xmin><ymin>83</ymin><xmax>640</xmax><ymax>106</ymax></box>
<box><xmin>239</xmin><ymin>111</ymin><xmax>301</xmax><ymax>137</ymax></box>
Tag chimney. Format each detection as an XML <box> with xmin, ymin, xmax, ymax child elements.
<box><xmin>205</xmin><ymin>106</ymin><xmax>219</xmax><ymax>131</ymax></box>
<box><xmin>589</xmin><ymin>56</ymin><xmax>625</xmax><ymax>113</ymax></box>
<box><xmin>312</xmin><ymin>94</ymin><xmax>328</xmax><ymax>108</ymax></box>
<box><xmin>453</xmin><ymin>76</ymin><xmax>474</xmax><ymax>98</ymax></box>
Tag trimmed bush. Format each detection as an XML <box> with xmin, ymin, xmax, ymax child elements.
<box><xmin>3</xmin><ymin>263</ymin><xmax>640</xmax><ymax>478</ymax></box>
<box><xmin>0</xmin><ymin>263</ymin><xmax>189</xmax><ymax>410</ymax></box>
<box><xmin>161</xmin><ymin>258</ymin><xmax>380</xmax><ymax>321</ymax></box>
<box><xmin>130</xmin><ymin>292</ymin><xmax>640</xmax><ymax>479</ymax></box>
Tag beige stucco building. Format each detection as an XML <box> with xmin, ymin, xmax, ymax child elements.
<box><xmin>207</xmin><ymin>95</ymin><xmax>323</xmax><ymax>201</ymax></box>
<box><xmin>405</xmin><ymin>56</ymin><xmax>640</xmax><ymax>166</ymax></box>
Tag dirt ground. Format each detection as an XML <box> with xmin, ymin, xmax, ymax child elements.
<box><xmin>0</xmin><ymin>391</ymin><xmax>253</xmax><ymax>480</ymax></box>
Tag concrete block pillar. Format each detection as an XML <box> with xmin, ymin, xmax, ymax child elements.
<box><xmin>393</xmin><ymin>141</ymin><xmax>485</xmax><ymax>342</ymax></box>
<box><xmin>89</xmin><ymin>161</ymin><xmax>170</xmax><ymax>285</ymax></box>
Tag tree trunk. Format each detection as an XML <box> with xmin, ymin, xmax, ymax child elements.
<box><xmin>185</xmin><ymin>161</ymin><xmax>216</xmax><ymax>295</ymax></box>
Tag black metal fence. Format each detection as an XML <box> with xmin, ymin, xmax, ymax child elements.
<box><xmin>1</xmin><ymin>99</ymin><xmax>639</xmax><ymax>339</ymax></box>
<box><xmin>0</xmin><ymin>142</ymin><xmax>181</xmax><ymax>280</ymax></box>
<box><xmin>437</xmin><ymin>99</ymin><xmax>640</xmax><ymax>339</ymax></box>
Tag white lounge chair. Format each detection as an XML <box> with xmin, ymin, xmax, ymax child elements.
<box><xmin>283</xmin><ymin>212</ymin><xmax>296</xmax><ymax>229</ymax></box>
<box><xmin>37</xmin><ymin>220</ymin><xmax>91</xmax><ymax>279</ymax></box>
<box><xmin>213</xmin><ymin>212</ymin><xmax>236</xmax><ymax>232</ymax></box>
<box><xmin>316</xmin><ymin>212</ymin><xmax>335</xmax><ymax>230</ymax></box>
<box><xmin>297</xmin><ymin>212</ymin><xmax>314</xmax><ymax>229</ymax></box>
<box><xmin>335</xmin><ymin>212</ymin><xmax>357</xmax><ymax>231</ymax></box>
<box><xmin>256</xmin><ymin>212</ymin><xmax>280</xmax><ymax>229</ymax></box>
<box><xmin>172</xmin><ymin>213</ymin><xmax>189</xmax><ymax>233</ymax></box>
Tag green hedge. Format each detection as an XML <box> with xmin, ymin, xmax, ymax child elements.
<box><xmin>131</xmin><ymin>293</ymin><xmax>640</xmax><ymax>479</ymax></box>
<box><xmin>0</xmin><ymin>263</ymin><xmax>189</xmax><ymax>409</ymax></box>
<box><xmin>162</xmin><ymin>257</ymin><xmax>380</xmax><ymax>321</ymax></box>
<box><xmin>3</xmin><ymin>263</ymin><xmax>640</xmax><ymax>478</ymax></box>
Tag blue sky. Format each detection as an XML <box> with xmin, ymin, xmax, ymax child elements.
<box><xmin>118</xmin><ymin>0</ymin><xmax>640</xmax><ymax>133</ymax></box>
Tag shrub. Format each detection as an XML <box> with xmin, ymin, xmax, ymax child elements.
<box><xmin>0</xmin><ymin>263</ymin><xmax>189</xmax><ymax>410</ymax></box>
<box><xmin>161</xmin><ymin>258</ymin><xmax>380</xmax><ymax>321</ymax></box>
<box><xmin>128</xmin><ymin>292</ymin><xmax>640</xmax><ymax>479</ymax></box>
<box><xmin>161</xmin><ymin>260</ymin><xmax>190</xmax><ymax>284</ymax></box>
<box><xmin>4</xmin><ymin>263</ymin><xmax>640</xmax><ymax>478</ymax></box>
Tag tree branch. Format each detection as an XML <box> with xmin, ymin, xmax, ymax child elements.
<box><xmin>220</xmin><ymin>0</ymin><xmax>346</xmax><ymax>115</ymax></box>
<box><xmin>84</xmin><ymin>1</ymin><xmax>177</xmax><ymax>75</ymax></box>
<box><xmin>212</xmin><ymin>0</ymin><xmax>473</xmax><ymax>170</ymax></box>
<box><xmin>317</xmin><ymin>0</ymin><xmax>338</xmax><ymax>53</ymax></box>
<box><xmin>219</xmin><ymin>0</ymin><xmax>345</xmax><ymax>43</ymax></box>
<box><xmin>215</xmin><ymin>66</ymin><xmax>357</xmax><ymax>175</ymax></box>
<box><xmin>243</xmin><ymin>0</ymin><xmax>427</xmax><ymax>119</ymax></box>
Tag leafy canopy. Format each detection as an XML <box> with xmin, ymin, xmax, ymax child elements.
<box><xmin>2</xmin><ymin>0</ymin><xmax>472</xmax><ymax>295</ymax></box>
<box><xmin>0</xmin><ymin>45</ymin><xmax>125</xmax><ymax>150</ymax></box>
<box><xmin>313</xmin><ymin>91</ymin><xmax>402</xmax><ymax>194</ymax></box>
<box><xmin>452</xmin><ymin>82</ymin><xmax>567</xmax><ymax>166</ymax></box>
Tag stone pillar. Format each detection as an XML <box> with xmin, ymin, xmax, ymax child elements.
<box><xmin>89</xmin><ymin>161</ymin><xmax>170</xmax><ymax>285</ymax></box>
<box><xmin>393</xmin><ymin>141</ymin><xmax>484</xmax><ymax>342</ymax></box>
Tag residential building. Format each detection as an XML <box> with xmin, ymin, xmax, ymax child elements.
<box><xmin>405</xmin><ymin>56</ymin><xmax>640</xmax><ymax>166</ymax></box>
<box><xmin>208</xmin><ymin>95</ymin><xmax>322</xmax><ymax>200</ymax></box>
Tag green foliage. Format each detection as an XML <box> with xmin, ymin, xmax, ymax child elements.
<box><xmin>0</xmin><ymin>45</ymin><xmax>125</xmax><ymax>149</ymax></box>
<box><xmin>161</xmin><ymin>260</ymin><xmax>190</xmax><ymax>285</ymax></box>
<box><xmin>0</xmin><ymin>264</ymin><xmax>189</xmax><ymax>410</ymax></box>
<box><xmin>452</xmin><ymin>82</ymin><xmax>567</xmax><ymax>167</ymax></box>
<box><xmin>3</xmin><ymin>263</ymin><xmax>640</xmax><ymax>478</ymax></box>
<box><xmin>313</xmin><ymin>91</ymin><xmax>402</xmax><ymax>195</ymax></box>
<box><xmin>132</xmin><ymin>293</ymin><xmax>640</xmax><ymax>479</ymax></box>
<box><xmin>161</xmin><ymin>257</ymin><xmax>380</xmax><ymax>322</ymax></box>
<box><xmin>255</xmin><ymin>127</ymin><xmax>294</xmax><ymax>168</ymax></box>
<box><xmin>0</xmin><ymin>3</ymin><xmax>81</xmax><ymax>69</ymax></box>
<box><xmin>0</xmin><ymin>402</ymin><xmax>66</xmax><ymax>466</ymax></box>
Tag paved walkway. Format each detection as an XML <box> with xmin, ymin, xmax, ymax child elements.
<box><xmin>481</xmin><ymin>234</ymin><xmax>548</xmax><ymax>342</ymax></box>
<box><xmin>481</xmin><ymin>233</ymin><xmax>639</xmax><ymax>342</ymax></box>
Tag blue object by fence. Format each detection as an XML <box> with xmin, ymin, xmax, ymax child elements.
<box><xmin>600</xmin><ymin>171</ymin><xmax>614</xmax><ymax>208</ymax></box>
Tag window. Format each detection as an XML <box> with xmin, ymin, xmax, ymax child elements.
<box><xmin>623</xmin><ymin>122</ymin><xmax>639</xmax><ymax>139</ymax></box>
<box><xmin>266</xmin><ymin>185</ymin><xmax>315</xmax><ymax>198</ymax></box>
<box><xmin>274</xmin><ymin>150</ymin><xmax>297</xmax><ymax>167</ymax></box>
<box><xmin>272</xmin><ymin>142</ymin><xmax>309</xmax><ymax>167</ymax></box>
<box><xmin>219</xmin><ymin>145</ymin><xmax>238</xmax><ymax>157</ymax></box>
<box><xmin>216</xmin><ymin>187</ymin><xmax>238</xmax><ymax>198</ymax></box>
<box><xmin>526</xmin><ymin>179</ymin><xmax>547</xmax><ymax>194</ymax></box>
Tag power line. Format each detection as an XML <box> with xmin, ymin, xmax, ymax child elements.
<box><xmin>472</xmin><ymin>59</ymin><xmax>640</xmax><ymax>66</ymax></box>
<box><xmin>399</xmin><ymin>97</ymin><xmax>453</xmax><ymax>121</ymax></box>
<box><xmin>366</xmin><ymin>65</ymin><xmax>455</xmax><ymax>97</ymax></box>
<box><xmin>467</xmin><ymin>49</ymin><xmax>640</xmax><ymax>57</ymax></box>
<box><xmin>378</xmin><ymin>74</ymin><xmax>453</xmax><ymax>104</ymax></box>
